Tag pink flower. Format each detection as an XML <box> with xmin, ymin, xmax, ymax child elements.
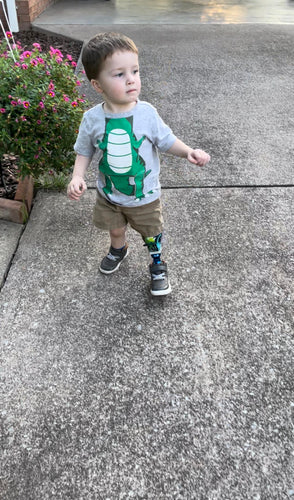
<box><xmin>47</xmin><ymin>91</ymin><xmax>55</xmax><ymax>97</ymax></box>
<box><xmin>23</xmin><ymin>101</ymin><xmax>30</xmax><ymax>108</ymax></box>
<box><xmin>21</xmin><ymin>50</ymin><xmax>32</xmax><ymax>59</ymax></box>
<box><xmin>0</xmin><ymin>108</ymin><xmax>6</xmax><ymax>113</ymax></box>
<box><xmin>14</xmin><ymin>62</ymin><xmax>21</xmax><ymax>67</ymax></box>
<box><xmin>22</xmin><ymin>64</ymin><xmax>28</xmax><ymax>70</ymax></box>
<box><xmin>63</xmin><ymin>94</ymin><xmax>70</xmax><ymax>102</ymax></box>
<box><xmin>11</xmin><ymin>101</ymin><xmax>18</xmax><ymax>106</ymax></box>
<box><xmin>56</xmin><ymin>56</ymin><xmax>63</xmax><ymax>64</ymax></box>
<box><xmin>66</xmin><ymin>54</ymin><xmax>73</xmax><ymax>61</ymax></box>
<box><xmin>38</xmin><ymin>101</ymin><xmax>45</xmax><ymax>109</ymax></box>
<box><xmin>50</xmin><ymin>47</ymin><xmax>63</xmax><ymax>58</ymax></box>
<box><xmin>6</xmin><ymin>31</ymin><xmax>12</xmax><ymax>38</ymax></box>
<box><xmin>30</xmin><ymin>59</ymin><xmax>38</xmax><ymax>66</ymax></box>
<box><xmin>37</xmin><ymin>120</ymin><xmax>42</xmax><ymax>125</ymax></box>
<box><xmin>71</xmin><ymin>101</ymin><xmax>78</xmax><ymax>108</ymax></box>
<box><xmin>76</xmin><ymin>80</ymin><xmax>81</xmax><ymax>86</ymax></box>
<box><xmin>71</xmin><ymin>61</ymin><xmax>77</xmax><ymax>68</ymax></box>
<box><xmin>37</xmin><ymin>57</ymin><xmax>45</xmax><ymax>64</ymax></box>
<box><xmin>48</xmin><ymin>81</ymin><xmax>55</xmax><ymax>90</ymax></box>
<box><xmin>20</xmin><ymin>116</ymin><xmax>27</xmax><ymax>121</ymax></box>
<box><xmin>33</xmin><ymin>43</ymin><xmax>42</xmax><ymax>50</ymax></box>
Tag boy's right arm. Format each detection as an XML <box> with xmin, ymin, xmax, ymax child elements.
<box><xmin>67</xmin><ymin>154</ymin><xmax>91</xmax><ymax>201</ymax></box>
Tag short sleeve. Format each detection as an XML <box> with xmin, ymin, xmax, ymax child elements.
<box><xmin>74</xmin><ymin>113</ymin><xmax>96</xmax><ymax>158</ymax></box>
<box><xmin>151</xmin><ymin>109</ymin><xmax>177</xmax><ymax>152</ymax></box>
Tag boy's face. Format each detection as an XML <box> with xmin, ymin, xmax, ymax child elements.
<box><xmin>91</xmin><ymin>50</ymin><xmax>141</xmax><ymax>112</ymax></box>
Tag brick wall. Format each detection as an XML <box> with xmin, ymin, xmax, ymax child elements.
<box><xmin>0</xmin><ymin>0</ymin><xmax>57</xmax><ymax>31</ymax></box>
<box><xmin>17</xmin><ymin>0</ymin><xmax>57</xmax><ymax>29</ymax></box>
<box><xmin>15</xmin><ymin>1</ymin><xmax>30</xmax><ymax>29</ymax></box>
<box><xmin>28</xmin><ymin>0</ymin><xmax>57</xmax><ymax>24</ymax></box>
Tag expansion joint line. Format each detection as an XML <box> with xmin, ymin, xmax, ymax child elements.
<box><xmin>87</xmin><ymin>184</ymin><xmax>294</xmax><ymax>190</ymax></box>
<box><xmin>162</xmin><ymin>184</ymin><xmax>294</xmax><ymax>190</ymax></box>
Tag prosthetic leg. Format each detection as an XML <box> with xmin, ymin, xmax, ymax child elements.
<box><xmin>143</xmin><ymin>233</ymin><xmax>171</xmax><ymax>296</ymax></box>
<box><xmin>144</xmin><ymin>233</ymin><xmax>162</xmax><ymax>264</ymax></box>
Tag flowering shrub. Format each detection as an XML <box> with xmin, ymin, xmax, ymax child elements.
<box><xmin>0</xmin><ymin>32</ymin><xmax>87</xmax><ymax>180</ymax></box>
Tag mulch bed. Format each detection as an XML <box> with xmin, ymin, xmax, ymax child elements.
<box><xmin>3</xmin><ymin>29</ymin><xmax>83</xmax><ymax>65</ymax></box>
<box><xmin>0</xmin><ymin>30</ymin><xmax>83</xmax><ymax>199</ymax></box>
<box><xmin>0</xmin><ymin>155</ymin><xmax>19</xmax><ymax>199</ymax></box>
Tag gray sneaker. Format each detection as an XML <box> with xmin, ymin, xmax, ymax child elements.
<box><xmin>149</xmin><ymin>261</ymin><xmax>171</xmax><ymax>296</ymax></box>
<box><xmin>99</xmin><ymin>244</ymin><xmax>129</xmax><ymax>274</ymax></box>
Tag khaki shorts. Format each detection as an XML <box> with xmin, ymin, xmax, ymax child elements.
<box><xmin>93</xmin><ymin>191</ymin><xmax>163</xmax><ymax>238</ymax></box>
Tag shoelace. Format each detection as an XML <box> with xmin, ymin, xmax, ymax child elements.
<box><xmin>152</xmin><ymin>272</ymin><xmax>165</xmax><ymax>281</ymax></box>
<box><xmin>107</xmin><ymin>253</ymin><xmax>120</xmax><ymax>261</ymax></box>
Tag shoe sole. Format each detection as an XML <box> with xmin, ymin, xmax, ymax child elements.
<box><xmin>99</xmin><ymin>248</ymin><xmax>129</xmax><ymax>275</ymax></box>
<box><xmin>151</xmin><ymin>284</ymin><xmax>172</xmax><ymax>296</ymax></box>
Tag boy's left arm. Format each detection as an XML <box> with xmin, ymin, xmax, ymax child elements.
<box><xmin>167</xmin><ymin>138</ymin><xmax>210</xmax><ymax>167</ymax></box>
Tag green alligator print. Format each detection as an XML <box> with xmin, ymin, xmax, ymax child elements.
<box><xmin>98</xmin><ymin>117</ymin><xmax>151</xmax><ymax>200</ymax></box>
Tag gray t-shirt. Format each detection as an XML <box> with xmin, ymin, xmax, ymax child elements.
<box><xmin>74</xmin><ymin>100</ymin><xmax>176</xmax><ymax>207</ymax></box>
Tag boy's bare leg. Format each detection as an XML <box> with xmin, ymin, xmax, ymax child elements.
<box><xmin>109</xmin><ymin>226</ymin><xmax>127</xmax><ymax>249</ymax></box>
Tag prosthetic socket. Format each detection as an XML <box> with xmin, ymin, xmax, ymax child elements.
<box><xmin>144</xmin><ymin>233</ymin><xmax>162</xmax><ymax>264</ymax></box>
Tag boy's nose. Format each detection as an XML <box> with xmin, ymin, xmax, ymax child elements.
<box><xmin>126</xmin><ymin>73</ymin><xmax>135</xmax><ymax>84</ymax></box>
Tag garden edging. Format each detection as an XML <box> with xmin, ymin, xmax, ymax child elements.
<box><xmin>0</xmin><ymin>176</ymin><xmax>34</xmax><ymax>223</ymax></box>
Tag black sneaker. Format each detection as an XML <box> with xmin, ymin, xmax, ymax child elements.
<box><xmin>149</xmin><ymin>261</ymin><xmax>171</xmax><ymax>296</ymax></box>
<box><xmin>99</xmin><ymin>244</ymin><xmax>129</xmax><ymax>274</ymax></box>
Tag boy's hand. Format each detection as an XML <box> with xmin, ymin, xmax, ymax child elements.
<box><xmin>187</xmin><ymin>149</ymin><xmax>211</xmax><ymax>167</ymax></box>
<box><xmin>67</xmin><ymin>175</ymin><xmax>87</xmax><ymax>201</ymax></box>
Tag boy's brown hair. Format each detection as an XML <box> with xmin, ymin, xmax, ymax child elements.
<box><xmin>82</xmin><ymin>32</ymin><xmax>138</xmax><ymax>81</ymax></box>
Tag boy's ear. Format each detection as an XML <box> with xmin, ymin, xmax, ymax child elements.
<box><xmin>91</xmin><ymin>79</ymin><xmax>103</xmax><ymax>94</ymax></box>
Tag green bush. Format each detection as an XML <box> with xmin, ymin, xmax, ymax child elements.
<box><xmin>0</xmin><ymin>32</ymin><xmax>87</xmax><ymax>180</ymax></box>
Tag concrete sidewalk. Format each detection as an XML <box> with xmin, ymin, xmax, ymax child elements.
<box><xmin>1</xmin><ymin>23</ymin><xmax>294</xmax><ymax>500</ymax></box>
<box><xmin>32</xmin><ymin>0</ymin><xmax>294</xmax><ymax>25</ymax></box>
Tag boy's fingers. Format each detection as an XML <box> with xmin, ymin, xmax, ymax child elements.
<box><xmin>67</xmin><ymin>180</ymin><xmax>88</xmax><ymax>200</ymax></box>
<box><xmin>68</xmin><ymin>191</ymin><xmax>81</xmax><ymax>201</ymax></box>
<box><xmin>67</xmin><ymin>185</ymin><xmax>81</xmax><ymax>199</ymax></box>
<box><xmin>197</xmin><ymin>153</ymin><xmax>210</xmax><ymax>165</ymax></box>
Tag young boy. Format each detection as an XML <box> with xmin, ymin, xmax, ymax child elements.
<box><xmin>67</xmin><ymin>32</ymin><xmax>210</xmax><ymax>296</ymax></box>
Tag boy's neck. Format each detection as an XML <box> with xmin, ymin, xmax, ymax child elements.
<box><xmin>103</xmin><ymin>100</ymin><xmax>138</xmax><ymax>114</ymax></box>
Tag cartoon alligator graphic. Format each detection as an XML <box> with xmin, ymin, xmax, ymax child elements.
<box><xmin>98</xmin><ymin>116</ymin><xmax>151</xmax><ymax>200</ymax></box>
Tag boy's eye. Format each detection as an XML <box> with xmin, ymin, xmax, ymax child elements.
<box><xmin>115</xmin><ymin>72</ymin><xmax>123</xmax><ymax>77</ymax></box>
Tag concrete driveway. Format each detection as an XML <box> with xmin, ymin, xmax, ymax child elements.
<box><xmin>1</xmin><ymin>20</ymin><xmax>294</xmax><ymax>500</ymax></box>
